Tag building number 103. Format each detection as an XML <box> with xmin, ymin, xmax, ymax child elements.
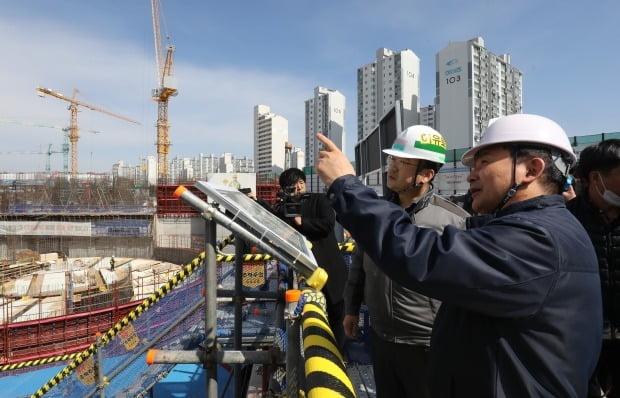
<box><xmin>446</xmin><ymin>75</ymin><xmax>461</xmax><ymax>84</ymax></box>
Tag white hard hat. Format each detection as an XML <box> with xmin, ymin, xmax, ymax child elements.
<box><xmin>461</xmin><ymin>114</ymin><xmax>576</xmax><ymax>169</ymax></box>
<box><xmin>383</xmin><ymin>125</ymin><xmax>447</xmax><ymax>164</ymax></box>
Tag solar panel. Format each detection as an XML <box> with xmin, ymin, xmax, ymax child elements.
<box><xmin>194</xmin><ymin>181</ymin><xmax>318</xmax><ymax>273</ymax></box>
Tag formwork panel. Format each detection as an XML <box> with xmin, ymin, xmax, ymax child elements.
<box><xmin>256</xmin><ymin>183</ymin><xmax>280</xmax><ymax>206</ymax></box>
<box><xmin>156</xmin><ymin>185</ymin><xmax>208</xmax><ymax>215</ymax></box>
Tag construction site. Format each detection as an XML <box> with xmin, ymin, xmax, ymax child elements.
<box><xmin>0</xmin><ymin>169</ymin><xmax>364</xmax><ymax>398</ymax></box>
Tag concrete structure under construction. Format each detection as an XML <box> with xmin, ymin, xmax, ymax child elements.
<box><xmin>0</xmin><ymin>173</ymin><xmax>235</xmax><ymax>263</ymax></box>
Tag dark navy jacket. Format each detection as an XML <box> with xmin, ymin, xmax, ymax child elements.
<box><xmin>328</xmin><ymin>175</ymin><xmax>602</xmax><ymax>398</ymax></box>
<box><xmin>567</xmin><ymin>194</ymin><xmax>620</xmax><ymax>339</ymax></box>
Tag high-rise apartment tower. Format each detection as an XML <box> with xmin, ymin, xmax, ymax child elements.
<box><xmin>435</xmin><ymin>37</ymin><xmax>522</xmax><ymax>149</ymax></box>
<box><xmin>304</xmin><ymin>86</ymin><xmax>345</xmax><ymax>168</ymax></box>
<box><xmin>420</xmin><ymin>105</ymin><xmax>436</xmax><ymax>129</ymax></box>
<box><xmin>253</xmin><ymin>105</ymin><xmax>288</xmax><ymax>178</ymax></box>
<box><xmin>357</xmin><ymin>48</ymin><xmax>420</xmax><ymax>141</ymax></box>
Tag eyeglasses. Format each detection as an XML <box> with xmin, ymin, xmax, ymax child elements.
<box><xmin>386</xmin><ymin>155</ymin><xmax>417</xmax><ymax>167</ymax></box>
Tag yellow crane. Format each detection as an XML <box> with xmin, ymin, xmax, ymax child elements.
<box><xmin>36</xmin><ymin>87</ymin><xmax>140</xmax><ymax>175</ymax></box>
<box><xmin>151</xmin><ymin>0</ymin><xmax>178</xmax><ymax>180</ymax></box>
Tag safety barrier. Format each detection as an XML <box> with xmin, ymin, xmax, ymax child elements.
<box><xmin>29</xmin><ymin>252</ymin><xmax>206</xmax><ymax>398</ymax></box>
<box><xmin>22</xmin><ymin>234</ymin><xmax>358</xmax><ymax>397</ymax></box>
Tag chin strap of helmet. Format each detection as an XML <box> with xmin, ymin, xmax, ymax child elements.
<box><xmin>494</xmin><ymin>146</ymin><xmax>523</xmax><ymax>213</ymax></box>
<box><xmin>394</xmin><ymin>162</ymin><xmax>423</xmax><ymax>194</ymax></box>
<box><xmin>412</xmin><ymin>162</ymin><xmax>423</xmax><ymax>189</ymax></box>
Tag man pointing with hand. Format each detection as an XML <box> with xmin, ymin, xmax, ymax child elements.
<box><xmin>315</xmin><ymin>114</ymin><xmax>602</xmax><ymax>397</ymax></box>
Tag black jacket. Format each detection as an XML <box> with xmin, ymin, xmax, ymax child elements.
<box><xmin>567</xmin><ymin>194</ymin><xmax>620</xmax><ymax>338</ymax></box>
<box><xmin>328</xmin><ymin>175</ymin><xmax>602</xmax><ymax>398</ymax></box>
<box><xmin>275</xmin><ymin>193</ymin><xmax>346</xmax><ymax>303</ymax></box>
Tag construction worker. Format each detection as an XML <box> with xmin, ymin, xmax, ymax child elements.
<box><xmin>343</xmin><ymin>126</ymin><xmax>469</xmax><ymax>397</ymax></box>
<box><xmin>316</xmin><ymin>114</ymin><xmax>602</xmax><ymax>397</ymax></box>
<box><xmin>110</xmin><ymin>255</ymin><xmax>115</xmax><ymax>271</ymax></box>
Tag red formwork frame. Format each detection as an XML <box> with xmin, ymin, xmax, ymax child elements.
<box><xmin>156</xmin><ymin>185</ymin><xmax>209</xmax><ymax>216</ymax></box>
<box><xmin>0</xmin><ymin>301</ymin><xmax>139</xmax><ymax>365</ymax></box>
<box><xmin>256</xmin><ymin>184</ymin><xmax>280</xmax><ymax>206</ymax></box>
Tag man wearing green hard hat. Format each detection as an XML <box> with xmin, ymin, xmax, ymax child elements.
<box><xmin>343</xmin><ymin>125</ymin><xmax>469</xmax><ymax>397</ymax></box>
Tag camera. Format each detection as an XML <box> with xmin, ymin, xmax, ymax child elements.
<box><xmin>275</xmin><ymin>187</ymin><xmax>310</xmax><ymax>218</ymax></box>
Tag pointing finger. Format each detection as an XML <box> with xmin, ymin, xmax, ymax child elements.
<box><xmin>316</xmin><ymin>133</ymin><xmax>340</xmax><ymax>152</ymax></box>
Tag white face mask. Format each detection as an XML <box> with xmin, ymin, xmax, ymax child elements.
<box><xmin>597</xmin><ymin>173</ymin><xmax>620</xmax><ymax>207</ymax></box>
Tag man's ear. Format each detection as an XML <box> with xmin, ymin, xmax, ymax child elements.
<box><xmin>418</xmin><ymin>168</ymin><xmax>436</xmax><ymax>184</ymax></box>
<box><xmin>522</xmin><ymin>157</ymin><xmax>545</xmax><ymax>182</ymax></box>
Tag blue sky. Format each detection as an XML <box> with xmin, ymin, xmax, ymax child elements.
<box><xmin>0</xmin><ymin>0</ymin><xmax>618</xmax><ymax>173</ymax></box>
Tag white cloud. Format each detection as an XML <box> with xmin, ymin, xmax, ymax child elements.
<box><xmin>0</xmin><ymin>13</ymin><xmax>315</xmax><ymax>172</ymax></box>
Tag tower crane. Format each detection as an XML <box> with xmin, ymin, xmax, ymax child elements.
<box><xmin>0</xmin><ymin>118</ymin><xmax>101</xmax><ymax>173</ymax></box>
<box><xmin>151</xmin><ymin>0</ymin><xmax>178</xmax><ymax>180</ymax></box>
<box><xmin>0</xmin><ymin>144</ymin><xmax>62</xmax><ymax>172</ymax></box>
<box><xmin>36</xmin><ymin>87</ymin><xmax>140</xmax><ymax>175</ymax></box>
<box><xmin>44</xmin><ymin>144</ymin><xmax>64</xmax><ymax>172</ymax></box>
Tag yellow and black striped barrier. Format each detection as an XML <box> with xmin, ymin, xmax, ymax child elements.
<box><xmin>215</xmin><ymin>253</ymin><xmax>273</xmax><ymax>263</ymax></box>
<box><xmin>300</xmin><ymin>289</ymin><xmax>356</xmax><ymax>398</ymax></box>
<box><xmin>0</xmin><ymin>353</ymin><xmax>78</xmax><ymax>373</ymax></box>
<box><xmin>215</xmin><ymin>241</ymin><xmax>355</xmax><ymax>263</ymax></box>
<box><xmin>217</xmin><ymin>234</ymin><xmax>235</xmax><ymax>251</ymax></box>
<box><xmin>30</xmin><ymin>251</ymin><xmax>207</xmax><ymax>398</ymax></box>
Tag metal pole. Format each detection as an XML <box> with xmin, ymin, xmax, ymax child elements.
<box><xmin>285</xmin><ymin>290</ymin><xmax>302</xmax><ymax>397</ymax></box>
<box><xmin>147</xmin><ymin>349</ymin><xmax>282</xmax><ymax>365</ymax></box>
<box><xmin>95</xmin><ymin>334</ymin><xmax>105</xmax><ymax>398</ymax></box>
<box><xmin>233</xmin><ymin>235</ymin><xmax>244</xmax><ymax>398</ymax></box>
<box><xmin>205</xmin><ymin>216</ymin><xmax>218</xmax><ymax>397</ymax></box>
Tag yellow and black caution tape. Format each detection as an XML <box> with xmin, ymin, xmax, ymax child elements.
<box><xmin>217</xmin><ymin>234</ymin><xmax>235</xmax><ymax>251</ymax></box>
<box><xmin>0</xmin><ymin>352</ymin><xmax>79</xmax><ymax>373</ymax></box>
<box><xmin>300</xmin><ymin>289</ymin><xmax>356</xmax><ymax>398</ymax></box>
<box><xmin>216</xmin><ymin>242</ymin><xmax>354</xmax><ymax>263</ymax></box>
<box><xmin>30</xmin><ymin>251</ymin><xmax>207</xmax><ymax>398</ymax></box>
<box><xmin>215</xmin><ymin>253</ymin><xmax>273</xmax><ymax>263</ymax></box>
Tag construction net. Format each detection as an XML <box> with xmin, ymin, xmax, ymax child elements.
<box><xmin>15</xmin><ymin>248</ymin><xmax>284</xmax><ymax>398</ymax></box>
<box><xmin>28</xmin><ymin>253</ymin><xmax>206</xmax><ymax>398</ymax></box>
<box><xmin>0</xmin><ymin>241</ymin><xmax>363</xmax><ymax>398</ymax></box>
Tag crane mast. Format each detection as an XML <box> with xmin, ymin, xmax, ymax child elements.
<box><xmin>151</xmin><ymin>0</ymin><xmax>178</xmax><ymax>180</ymax></box>
<box><xmin>0</xmin><ymin>118</ymin><xmax>74</xmax><ymax>173</ymax></box>
<box><xmin>36</xmin><ymin>86</ymin><xmax>140</xmax><ymax>175</ymax></box>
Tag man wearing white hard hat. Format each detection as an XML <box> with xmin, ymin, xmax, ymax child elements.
<box><xmin>316</xmin><ymin>114</ymin><xmax>602</xmax><ymax>397</ymax></box>
<box><xmin>343</xmin><ymin>126</ymin><xmax>469</xmax><ymax>397</ymax></box>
